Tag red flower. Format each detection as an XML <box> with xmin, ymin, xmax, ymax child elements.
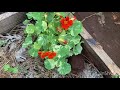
<box><xmin>38</xmin><ymin>51</ymin><xmax>42</xmax><ymax>55</ymax></box>
<box><xmin>48</xmin><ymin>52</ymin><xmax>57</xmax><ymax>59</ymax></box>
<box><xmin>44</xmin><ymin>51</ymin><xmax>51</xmax><ymax>56</ymax></box>
<box><xmin>40</xmin><ymin>52</ymin><xmax>46</xmax><ymax>59</ymax></box>
<box><xmin>63</xmin><ymin>40</ymin><xmax>68</xmax><ymax>44</ymax></box>
<box><xmin>60</xmin><ymin>16</ymin><xmax>73</xmax><ymax>30</ymax></box>
<box><xmin>60</xmin><ymin>16</ymin><xmax>63</xmax><ymax>18</ymax></box>
<box><xmin>38</xmin><ymin>51</ymin><xmax>56</xmax><ymax>60</ymax></box>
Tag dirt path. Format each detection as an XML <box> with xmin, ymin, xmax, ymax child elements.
<box><xmin>75</xmin><ymin>12</ymin><xmax>120</xmax><ymax>68</ymax></box>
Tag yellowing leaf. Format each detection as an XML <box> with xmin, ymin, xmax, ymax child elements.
<box><xmin>42</xmin><ymin>21</ymin><xmax>47</xmax><ymax>31</ymax></box>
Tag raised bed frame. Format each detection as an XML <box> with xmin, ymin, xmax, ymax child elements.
<box><xmin>0</xmin><ymin>12</ymin><xmax>120</xmax><ymax>76</ymax></box>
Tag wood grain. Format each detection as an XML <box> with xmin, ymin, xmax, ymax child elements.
<box><xmin>0</xmin><ymin>12</ymin><xmax>26</xmax><ymax>34</ymax></box>
<box><xmin>81</xmin><ymin>27</ymin><xmax>120</xmax><ymax>75</ymax></box>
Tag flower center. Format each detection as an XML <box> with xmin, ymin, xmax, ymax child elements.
<box><xmin>64</xmin><ymin>21</ymin><xmax>68</xmax><ymax>24</ymax></box>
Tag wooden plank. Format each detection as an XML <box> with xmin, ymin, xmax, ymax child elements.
<box><xmin>69</xmin><ymin>12</ymin><xmax>120</xmax><ymax>75</ymax></box>
<box><xmin>0</xmin><ymin>12</ymin><xmax>26</xmax><ymax>34</ymax></box>
<box><xmin>81</xmin><ymin>27</ymin><xmax>120</xmax><ymax>75</ymax></box>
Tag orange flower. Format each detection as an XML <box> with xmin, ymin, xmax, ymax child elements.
<box><xmin>44</xmin><ymin>51</ymin><xmax>51</xmax><ymax>56</ymax></box>
<box><xmin>38</xmin><ymin>51</ymin><xmax>42</xmax><ymax>55</ymax></box>
<box><xmin>38</xmin><ymin>51</ymin><xmax>56</xmax><ymax>59</ymax></box>
<box><xmin>60</xmin><ymin>16</ymin><xmax>73</xmax><ymax>30</ymax></box>
<box><xmin>40</xmin><ymin>52</ymin><xmax>46</xmax><ymax>59</ymax></box>
<box><xmin>48</xmin><ymin>52</ymin><xmax>57</xmax><ymax>59</ymax></box>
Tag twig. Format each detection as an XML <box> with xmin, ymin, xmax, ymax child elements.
<box><xmin>0</xmin><ymin>59</ymin><xmax>10</xmax><ymax>72</ymax></box>
<box><xmin>71</xmin><ymin>12</ymin><xmax>98</xmax><ymax>23</ymax></box>
<box><xmin>81</xmin><ymin>13</ymin><xmax>97</xmax><ymax>22</ymax></box>
<box><xmin>81</xmin><ymin>53</ymin><xmax>101</xmax><ymax>73</ymax></box>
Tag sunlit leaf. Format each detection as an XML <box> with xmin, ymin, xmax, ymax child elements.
<box><xmin>57</xmin><ymin>62</ymin><xmax>71</xmax><ymax>75</ymax></box>
<box><xmin>3</xmin><ymin>64</ymin><xmax>10</xmax><ymax>71</ymax></box>
<box><xmin>44</xmin><ymin>59</ymin><xmax>56</xmax><ymax>70</ymax></box>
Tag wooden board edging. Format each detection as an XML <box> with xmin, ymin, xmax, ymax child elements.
<box><xmin>81</xmin><ymin>27</ymin><xmax>120</xmax><ymax>75</ymax></box>
<box><xmin>0</xmin><ymin>12</ymin><xmax>26</xmax><ymax>34</ymax></box>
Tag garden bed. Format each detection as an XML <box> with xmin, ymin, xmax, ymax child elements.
<box><xmin>74</xmin><ymin>12</ymin><xmax>120</xmax><ymax>76</ymax></box>
<box><xmin>0</xmin><ymin>12</ymin><xmax>119</xmax><ymax>78</ymax></box>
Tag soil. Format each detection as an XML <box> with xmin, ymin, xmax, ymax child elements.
<box><xmin>74</xmin><ymin>12</ymin><xmax>120</xmax><ymax>68</ymax></box>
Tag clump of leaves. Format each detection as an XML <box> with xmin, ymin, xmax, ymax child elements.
<box><xmin>3</xmin><ymin>64</ymin><xmax>18</xmax><ymax>74</ymax></box>
<box><xmin>22</xmin><ymin>12</ymin><xmax>83</xmax><ymax>75</ymax></box>
<box><xmin>0</xmin><ymin>39</ymin><xmax>7</xmax><ymax>47</ymax></box>
<box><xmin>112</xmin><ymin>74</ymin><xmax>120</xmax><ymax>78</ymax></box>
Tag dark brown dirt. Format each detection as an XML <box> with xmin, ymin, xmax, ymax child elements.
<box><xmin>68</xmin><ymin>55</ymin><xmax>85</xmax><ymax>74</ymax></box>
<box><xmin>74</xmin><ymin>12</ymin><xmax>120</xmax><ymax>68</ymax></box>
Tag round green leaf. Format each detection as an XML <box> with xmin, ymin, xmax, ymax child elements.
<box><xmin>69</xmin><ymin>20</ymin><xmax>83</xmax><ymax>36</ymax></box>
<box><xmin>71</xmin><ymin>35</ymin><xmax>81</xmax><ymax>45</ymax></box>
<box><xmin>58</xmin><ymin>46</ymin><xmax>70</xmax><ymax>57</ymax></box>
<box><xmin>28</xmin><ymin>48</ymin><xmax>38</xmax><ymax>57</ymax></box>
<box><xmin>26</xmin><ymin>12</ymin><xmax>33</xmax><ymax>19</ymax></box>
<box><xmin>47</xmin><ymin>12</ymin><xmax>55</xmax><ymax>23</ymax></box>
<box><xmin>73</xmin><ymin>43</ymin><xmax>83</xmax><ymax>55</ymax></box>
<box><xmin>33</xmin><ymin>42</ymin><xmax>41</xmax><ymax>50</ymax></box>
<box><xmin>26</xmin><ymin>12</ymin><xmax>44</xmax><ymax>21</ymax></box>
<box><xmin>22</xmin><ymin>36</ymin><xmax>33</xmax><ymax>48</ymax></box>
<box><xmin>44</xmin><ymin>59</ymin><xmax>56</xmax><ymax>70</ymax></box>
<box><xmin>35</xmin><ymin>21</ymin><xmax>43</xmax><ymax>33</ymax></box>
<box><xmin>57</xmin><ymin>62</ymin><xmax>71</xmax><ymax>75</ymax></box>
<box><xmin>26</xmin><ymin>24</ymin><xmax>35</xmax><ymax>34</ymax></box>
<box><xmin>23</xmin><ymin>20</ymin><xmax>30</xmax><ymax>25</ymax></box>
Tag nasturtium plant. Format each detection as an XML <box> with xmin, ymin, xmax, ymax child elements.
<box><xmin>22</xmin><ymin>12</ymin><xmax>83</xmax><ymax>75</ymax></box>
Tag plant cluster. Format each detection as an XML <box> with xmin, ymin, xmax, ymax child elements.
<box><xmin>22</xmin><ymin>12</ymin><xmax>83</xmax><ymax>75</ymax></box>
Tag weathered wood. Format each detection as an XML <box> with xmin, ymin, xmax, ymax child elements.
<box><xmin>81</xmin><ymin>27</ymin><xmax>120</xmax><ymax>75</ymax></box>
<box><xmin>0</xmin><ymin>12</ymin><xmax>26</xmax><ymax>34</ymax></box>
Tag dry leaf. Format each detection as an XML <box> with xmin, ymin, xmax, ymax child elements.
<box><xmin>15</xmin><ymin>47</ymin><xmax>26</xmax><ymax>62</ymax></box>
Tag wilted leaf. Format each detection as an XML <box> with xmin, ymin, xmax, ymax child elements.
<box><xmin>15</xmin><ymin>48</ymin><xmax>26</xmax><ymax>62</ymax></box>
